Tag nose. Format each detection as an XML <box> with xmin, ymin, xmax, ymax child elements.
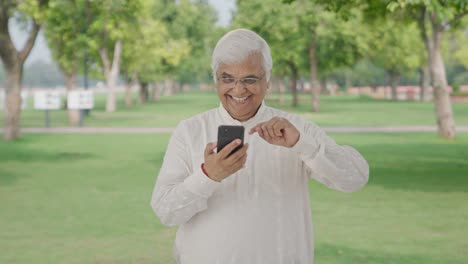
<box><xmin>232</xmin><ymin>80</ymin><xmax>246</xmax><ymax>93</ymax></box>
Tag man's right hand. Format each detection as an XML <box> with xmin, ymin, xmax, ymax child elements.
<box><xmin>203</xmin><ymin>139</ymin><xmax>249</xmax><ymax>182</ymax></box>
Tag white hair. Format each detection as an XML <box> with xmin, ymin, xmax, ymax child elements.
<box><xmin>211</xmin><ymin>29</ymin><xmax>272</xmax><ymax>82</ymax></box>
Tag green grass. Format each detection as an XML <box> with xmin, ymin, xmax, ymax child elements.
<box><xmin>1</xmin><ymin>133</ymin><xmax>467</xmax><ymax>263</ymax></box>
<box><xmin>5</xmin><ymin>90</ymin><xmax>468</xmax><ymax>128</ymax></box>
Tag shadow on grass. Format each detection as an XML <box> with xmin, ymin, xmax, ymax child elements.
<box><xmin>0</xmin><ymin>145</ymin><xmax>95</xmax><ymax>163</ymax></box>
<box><xmin>0</xmin><ymin>136</ymin><xmax>95</xmax><ymax>164</ymax></box>
<box><xmin>0</xmin><ymin>141</ymin><xmax>95</xmax><ymax>185</ymax></box>
<box><xmin>358</xmin><ymin>141</ymin><xmax>468</xmax><ymax>193</ymax></box>
<box><xmin>315</xmin><ymin>243</ymin><xmax>461</xmax><ymax>264</ymax></box>
<box><xmin>0</xmin><ymin>168</ymin><xmax>20</xmax><ymax>186</ymax></box>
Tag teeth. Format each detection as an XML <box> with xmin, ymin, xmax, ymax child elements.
<box><xmin>231</xmin><ymin>96</ymin><xmax>249</xmax><ymax>102</ymax></box>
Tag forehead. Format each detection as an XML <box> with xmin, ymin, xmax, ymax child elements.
<box><xmin>217</xmin><ymin>53</ymin><xmax>263</xmax><ymax>76</ymax></box>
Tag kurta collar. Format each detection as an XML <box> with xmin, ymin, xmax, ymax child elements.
<box><xmin>218</xmin><ymin>101</ymin><xmax>267</xmax><ymax>126</ymax></box>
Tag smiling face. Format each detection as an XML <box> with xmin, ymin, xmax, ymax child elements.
<box><xmin>216</xmin><ymin>53</ymin><xmax>268</xmax><ymax>122</ymax></box>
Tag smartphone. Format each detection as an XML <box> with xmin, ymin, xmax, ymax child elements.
<box><xmin>217</xmin><ymin>125</ymin><xmax>244</xmax><ymax>156</ymax></box>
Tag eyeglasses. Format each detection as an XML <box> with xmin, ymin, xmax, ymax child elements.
<box><xmin>217</xmin><ymin>74</ymin><xmax>265</xmax><ymax>89</ymax></box>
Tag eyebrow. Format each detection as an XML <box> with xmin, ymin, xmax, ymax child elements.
<box><xmin>243</xmin><ymin>74</ymin><xmax>260</xmax><ymax>78</ymax></box>
<box><xmin>220</xmin><ymin>72</ymin><xmax>234</xmax><ymax>77</ymax></box>
<box><xmin>220</xmin><ymin>72</ymin><xmax>261</xmax><ymax>78</ymax></box>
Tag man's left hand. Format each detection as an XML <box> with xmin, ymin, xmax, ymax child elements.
<box><xmin>249</xmin><ymin>117</ymin><xmax>300</xmax><ymax>148</ymax></box>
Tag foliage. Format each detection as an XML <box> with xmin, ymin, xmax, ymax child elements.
<box><xmin>80</xmin><ymin>0</ymin><xmax>142</xmax><ymax>78</ymax></box>
<box><xmin>366</xmin><ymin>19</ymin><xmax>423</xmax><ymax>77</ymax></box>
<box><xmin>149</xmin><ymin>0</ymin><xmax>220</xmax><ymax>84</ymax></box>
<box><xmin>234</xmin><ymin>0</ymin><xmax>368</xmax><ymax>79</ymax></box>
<box><xmin>120</xmin><ymin>0</ymin><xmax>190</xmax><ymax>84</ymax></box>
<box><xmin>348</xmin><ymin>60</ymin><xmax>388</xmax><ymax>87</ymax></box>
<box><xmin>44</xmin><ymin>0</ymin><xmax>87</xmax><ymax>75</ymax></box>
<box><xmin>233</xmin><ymin>0</ymin><xmax>307</xmax><ymax>77</ymax></box>
<box><xmin>169</xmin><ymin>0</ymin><xmax>221</xmax><ymax>84</ymax></box>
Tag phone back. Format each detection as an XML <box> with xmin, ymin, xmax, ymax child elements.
<box><xmin>217</xmin><ymin>125</ymin><xmax>244</xmax><ymax>155</ymax></box>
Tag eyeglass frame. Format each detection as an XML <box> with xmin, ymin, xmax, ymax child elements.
<box><xmin>216</xmin><ymin>73</ymin><xmax>266</xmax><ymax>89</ymax></box>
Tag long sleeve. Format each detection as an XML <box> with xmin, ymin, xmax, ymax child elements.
<box><xmin>291</xmin><ymin>120</ymin><xmax>369</xmax><ymax>193</ymax></box>
<box><xmin>150</xmin><ymin>122</ymin><xmax>221</xmax><ymax>227</ymax></box>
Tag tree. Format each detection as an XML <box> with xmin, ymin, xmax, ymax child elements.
<box><xmin>0</xmin><ymin>0</ymin><xmax>49</xmax><ymax>140</ymax></box>
<box><xmin>44</xmin><ymin>0</ymin><xmax>87</xmax><ymax>126</ymax></box>
<box><xmin>443</xmin><ymin>23</ymin><xmax>468</xmax><ymax>91</ymax></box>
<box><xmin>85</xmin><ymin>0</ymin><xmax>141</xmax><ymax>112</ymax></box>
<box><xmin>120</xmin><ymin>0</ymin><xmax>190</xmax><ymax>105</ymax></box>
<box><xmin>235</xmin><ymin>0</ymin><xmax>367</xmax><ymax>110</ymax></box>
<box><xmin>233</xmin><ymin>0</ymin><xmax>308</xmax><ymax>107</ymax></box>
<box><xmin>148</xmin><ymin>0</ymin><xmax>217</xmax><ymax>96</ymax></box>
<box><xmin>302</xmin><ymin>5</ymin><xmax>368</xmax><ymax>110</ymax></box>
<box><xmin>314</xmin><ymin>0</ymin><xmax>467</xmax><ymax>138</ymax></box>
<box><xmin>367</xmin><ymin>19</ymin><xmax>422</xmax><ymax>100</ymax></box>
<box><xmin>169</xmin><ymin>0</ymin><xmax>220</xmax><ymax>86</ymax></box>
<box><xmin>386</xmin><ymin>0</ymin><xmax>468</xmax><ymax>139</ymax></box>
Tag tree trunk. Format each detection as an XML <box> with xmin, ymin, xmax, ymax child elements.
<box><xmin>344</xmin><ymin>69</ymin><xmax>351</xmax><ymax>92</ymax></box>
<box><xmin>320</xmin><ymin>78</ymin><xmax>327</xmax><ymax>95</ymax></box>
<box><xmin>270</xmin><ymin>77</ymin><xmax>280</xmax><ymax>103</ymax></box>
<box><xmin>174</xmin><ymin>82</ymin><xmax>181</xmax><ymax>93</ymax></box>
<box><xmin>103</xmin><ymin>78</ymin><xmax>116</xmax><ymax>112</ymax></box>
<box><xmin>389</xmin><ymin>71</ymin><xmax>400</xmax><ymax>101</ymax></box>
<box><xmin>288</xmin><ymin>62</ymin><xmax>298</xmax><ymax>107</ymax></box>
<box><xmin>3</xmin><ymin>65</ymin><xmax>22</xmax><ymax>140</ymax></box>
<box><xmin>139</xmin><ymin>82</ymin><xmax>149</xmax><ymax>104</ymax></box>
<box><xmin>182</xmin><ymin>84</ymin><xmax>191</xmax><ymax>92</ymax></box>
<box><xmin>430</xmin><ymin>26</ymin><xmax>456</xmax><ymax>139</ymax></box>
<box><xmin>279</xmin><ymin>78</ymin><xmax>286</xmax><ymax>104</ymax></box>
<box><xmin>152</xmin><ymin>82</ymin><xmax>161</xmax><ymax>102</ymax></box>
<box><xmin>417</xmin><ymin>7</ymin><xmax>433</xmax><ymax>103</ymax></box>
<box><xmin>124</xmin><ymin>73</ymin><xmax>136</xmax><ymax>108</ymax></box>
<box><xmin>298</xmin><ymin>79</ymin><xmax>304</xmax><ymax>94</ymax></box>
<box><xmin>125</xmin><ymin>81</ymin><xmax>133</xmax><ymax>108</ymax></box>
<box><xmin>0</xmin><ymin>13</ymin><xmax>40</xmax><ymax>140</ymax></box>
<box><xmin>309</xmin><ymin>41</ymin><xmax>320</xmax><ymax>112</ymax></box>
<box><xmin>64</xmin><ymin>72</ymin><xmax>80</xmax><ymax>126</ymax></box>
<box><xmin>418</xmin><ymin>64</ymin><xmax>431</xmax><ymax>101</ymax></box>
<box><xmin>417</xmin><ymin>8</ymin><xmax>455</xmax><ymax>138</ymax></box>
<box><xmin>99</xmin><ymin>40</ymin><xmax>122</xmax><ymax>113</ymax></box>
<box><xmin>164</xmin><ymin>78</ymin><xmax>174</xmax><ymax>96</ymax></box>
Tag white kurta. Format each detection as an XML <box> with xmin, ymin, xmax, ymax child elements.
<box><xmin>151</xmin><ymin>103</ymin><xmax>369</xmax><ymax>264</ymax></box>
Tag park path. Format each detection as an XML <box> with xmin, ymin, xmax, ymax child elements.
<box><xmin>3</xmin><ymin>126</ymin><xmax>468</xmax><ymax>134</ymax></box>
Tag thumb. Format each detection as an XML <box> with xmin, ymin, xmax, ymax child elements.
<box><xmin>204</xmin><ymin>142</ymin><xmax>217</xmax><ymax>156</ymax></box>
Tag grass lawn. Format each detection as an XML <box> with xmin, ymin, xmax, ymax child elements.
<box><xmin>6</xmin><ymin>90</ymin><xmax>468</xmax><ymax>128</ymax></box>
<box><xmin>1</xmin><ymin>133</ymin><xmax>467</xmax><ymax>263</ymax></box>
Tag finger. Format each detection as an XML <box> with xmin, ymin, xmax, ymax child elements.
<box><xmin>265</xmin><ymin>122</ymin><xmax>279</xmax><ymax>139</ymax></box>
<box><xmin>256</xmin><ymin>125</ymin><xmax>265</xmax><ymax>139</ymax></box>
<box><xmin>261</xmin><ymin>125</ymin><xmax>273</xmax><ymax>141</ymax></box>
<box><xmin>235</xmin><ymin>155</ymin><xmax>248</xmax><ymax>170</ymax></box>
<box><xmin>249</xmin><ymin>123</ymin><xmax>263</xmax><ymax>134</ymax></box>
<box><xmin>272</xmin><ymin>120</ymin><xmax>285</xmax><ymax>137</ymax></box>
<box><xmin>218</xmin><ymin>139</ymin><xmax>242</xmax><ymax>159</ymax></box>
<box><xmin>226</xmin><ymin>143</ymin><xmax>249</xmax><ymax>164</ymax></box>
<box><xmin>204</xmin><ymin>142</ymin><xmax>217</xmax><ymax>155</ymax></box>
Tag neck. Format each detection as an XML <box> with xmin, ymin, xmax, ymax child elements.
<box><xmin>229</xmin><ymin>103</ymin><xmax>263</xmax><ymax>122</ymax></box>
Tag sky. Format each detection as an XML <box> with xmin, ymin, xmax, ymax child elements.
<box><xmin>9</xmin><ymin>0</ymin><xmax>235</xmax><ymax>66</ymax></box>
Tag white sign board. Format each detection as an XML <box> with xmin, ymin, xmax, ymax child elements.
<box><xmin>34</xmin><ymin>90</ymin><xmax>62</xmax><ymax>110</ymax></box>
<box><xmin>21</xmin><ymin>91</ymin><xmax>28</xmax><ymax>110</ymax></box>
<box><xmin>0</xmin><ymin>90</ymin><xmax>28</xmax><ymax>110</ymax></box>
<box><xmin>68</xmin><ymin>90</ymin><xmax>94</xmax><ymax>110</ymax></box>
